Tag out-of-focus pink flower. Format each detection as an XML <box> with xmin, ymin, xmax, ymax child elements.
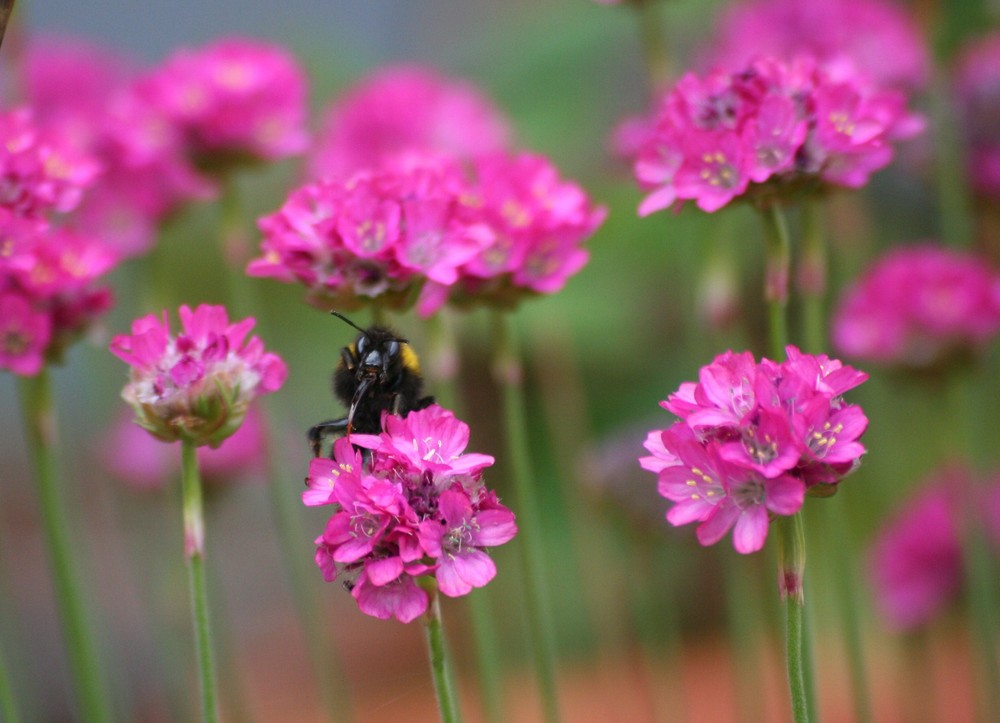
<box><xmin>102</xmin><ymin>405</ymin><xmax>269</xmax><ymax>490</ymax></box>
<box><xmin>0</xmin><ymin>108</ymin><xmax>100</xmax><ymax>217</ymax></box>
<box><xmin>868</xmin><ymin>472</ymin><xmax>965</xmax><ymax>630</ymax></box>
<box><xmin>632</xmin><ymin>55</ymin><xmax>922</xmax><ymax>214</ymax></box>
<box><xmin>641</xmin><ymin>346</ymin><xmax>868</xmax><ymax>553</ymax></box>
<box><xmin>306</xmin><ymin>405</ymin><xmax>516</xmax><ymax>623</ymax></box>
<box><xmin>954</xmin><ymin>32</ymin><xmax>1000</xmax><ymax>197</ymax></box>
<box><xmin>832</xmin><ymin>243</ymin><xmax>1000</xmax><ymax>367</ymax></box>
<box><xmin>705</xmin><ymin>0</ymin><xmax>929</xmax><ymax>91</ymax></box>
<box><xmin>0</xmin><ymin>212</ymin><xmax>119</xmax><ymax>374</ymax></box>
<box><xmin>416</xmin><ymin>152</ymin><xmax>606</xmax><ymax>315</ymax></box>
<box><xmin>309</xmin><ymin>65</ymin><xmax>509</xmax><ymax>180</ymax></box>
<box><xmin>15</xmin><ymin>35</ymin><xmax>215</xmax><ymax>257</ymax></box>
<box><xmin>110</xmin><ymin>304</ymin><xmax>287</xmax><ymax>447</ymax></box>
<box><xmin>139</xmin><ymin>37</ymin><xmax>308</xmax><ymax>168</ymax></box>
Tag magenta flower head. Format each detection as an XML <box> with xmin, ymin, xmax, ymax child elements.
<box><xmin>0</xmin><ymin>212</ymin><xmax>119</xmax><ymax>375</ymax></box>
<box><xmin>140</xmin><ymin>37</ymin><xmax>309</xmax><ymax>169</ymax></box>
<box><xmin>832</xmin><ymin>243</ymin><xmax>1000</xmax><ymax>368</ymax></box>
<box><xmin>415</xmin><ymin>152</ymin><xmax>607</xmax><ymax>315</ymax></box>
<box><xmin>704</xmin><ymin>0</ymin><xmax>929</xmax><ymax>91</ymax></box>
<box><xmin>640</xmin><ymin>346</ymin><xmax>868</xmax><ymax>553</ymax></box>
<box><xmin>0</xmin><ymin>107</ymin><xmax>101</xmax><ymax>217</ymax></box>
<box><xmin>632</xmin><ymin>55</ymin><xmax>922</xmax><ymax>215</ymax></box>
<box><xmin>868</xmin><ymin>468</ymin><xmax>971</xmax><ymax>631</ymax></box>
<box><xmin>309</xmin><ymin>64</ymin><xmax>510</xmax><ymax>180</ymax></box>
<box><xmin>304</xmin><ymin>404</ymin><xmax>516</xmax><ymax>623</ymax></box>
<box><xmin>954</xmin><ymin>32</ymin><xmax>1000</xmax><ymax>197</ymax></box>
<box><xmin>109</xmin><ymin>304</ymin><xmax>287</xmax><ymax>448</ymax></box>
<box><xmin>249</xmin><ymin>152</ymin><xmax>491</xmax><ymax>312</ymax></box>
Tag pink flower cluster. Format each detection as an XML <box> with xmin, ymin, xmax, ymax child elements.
<box><xmin>640</xmin><ymin>347</ymin><xmax>869</xmax><ymax>553</ymax></box>
<box><xmin>869</xmin><ymin>467</ymin><xmax>1000</xmax><ymax>630</ymax></box>
<box><xmin>832</xmin><ymin>244</ymin><xmax>1000</xmax><ymax>367</ymax></box>
<box><xmin>634</xmin><ymin>55</ymin><xmax>923</xmax><ymax>214</ymax></box>
<box><xmin>11</xmin><ymin>34</ymin><xmax>308</xmax><ymax>257</ymax></box>
<box><xmin>305</xmin><ymin>405</ymin><xmax>517</xmax><ymax>623</ymax></box>
<box><xmin>0</xmin><ymin>104</ymin><xmax>117</xmax><ymax>376</ymax></box>
<box><xmin>249</xmin><ymin>151</ymin><xmax>604</xmax><ymax>315</ymax></box>
<box><xmin>310</xmin><ymin>65</ymin><xmax>510</xmax><ymax>180</ymax></box>
<box><xmin>139</xmin><ymin>37</ymin><xmax>309</xmax><ymax>166</ymax></box>
<box><xmin>954</xmin><ymin>32</ymin><xmax>1000</xmax><ymax>197</ymax></box>
<box><xmin>705</xmin><ymin>0</ymin><xmax>929</xmax><ymax>91</ymax></box>
<box><xmin>110</xmin><ymin>304</ymin><xmax>287</xmax><ymax>447</ymax></box>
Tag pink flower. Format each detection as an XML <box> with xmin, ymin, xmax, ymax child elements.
<box><xmin>0</xmin><ymin>213</ymin><xmax>119</xmax><ymax>374</ymax></box>
<box><xmin>0</xmin><ymin>108</ymin><xmax>100</xmax><ymax>217</ymax></box>
<box><xmin>306</xmin><ymin>406</ymin><xmax>516</xmax><ymax>622</ymax></box>
<box><xmin>632</xmin><ymin>55</ymin><xmax>922</xmax><ymax>214</ymax></box>
<box><xmin>832</xmin><ymin>243</ymin><xmax>1000</xmax><ymax>367</ymax></box>
<box><xmin>954</xmin><ymin>32</ymin><xmax>1000</xmax><ymax>197</ymax></box>
<box><xmin>109</xmin><ymin>304</ymin><xmax>287</xmax><ymax>447</ymax></box>
<box><xmin>641</xmin><ymin>347</ymin><xmax>868</xmax><ymax>553</ymax></box>
<box><xmin>249</xmin><ymin>153</ymin><xmax>490</xmax><ymax>312</ymax></box>
<box><xmin>704</xmin><ymin>0</ymin><xmax>929</xmax><ymax>91</ymax></box>
<box><xmin>141</xmin><ymin>37</ymin><xmax>309</xmax><ymax>167</ymax></box>
<box><xmin>309</xmin><ymin>65</ymin><xmax>509</xmax><ymax>180</ymax></box>
<box><xmin>416</xmin><ymin>152</ymin><xmax>606</xmax><ymax>315</ymax></box>
<box><xmin>868</xmin><ymin>475</ymin><xmax>964</xmax><ymax>630</ymax></box>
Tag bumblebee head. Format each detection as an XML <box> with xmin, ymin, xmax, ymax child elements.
<box><xmin>331</xmin><ymin>310</ymin><xmax>417</xmax><ymax>382</ymax></box>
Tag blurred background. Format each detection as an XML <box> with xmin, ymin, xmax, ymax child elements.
<box><xmin>2</xmin><ymin>0</ymin><xmax>1000</xmax><ymax>720</ymax></box>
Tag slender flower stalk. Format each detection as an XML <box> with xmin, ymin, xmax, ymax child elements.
<box><xmin>491</xmin><ymin>311</ymin><xmax>561</xmax><ymax>723</ymax></box>
<box><xmin>775</xmin><ymin>513</ymin><xmax>809</xmax><ymax>723</ymax></box>
<box><xmin>0</xmin><ymin>1</ymin><xmax>15</xmax><ymax>51</ymax></box>
<box><xmin>422</xmin><ymin>585</ymin><xmax>463</xmax><ymax>723</ymax></box>
<box><xmin>759</xmin><ymin>202</ymin><xmax>791</xmax><ymax>360</ymax></box>
<box><xmin>798</xmin><ymin>200</ymin><xmax>827</xmax><ymax>354</ymax></box>
<box><xmin>18</xmin><ymin>371</ymin><xmax>113</xmax><ymax>723</ymax></box>
<box><xmin>181</xmin><ymin>439</ymin><xmax>219</xmax><ymax>723</ymax></box>
<box><xmin>426</xmin><ymin>312</ymin><xmax>504</xmax><ymax>723</ymax></box>
<box><xmin>635</xmin><ymin>0</ymin><xmax>672</xmax><ymax>93</ymax></box>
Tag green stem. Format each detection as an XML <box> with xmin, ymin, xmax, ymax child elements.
<box><xmin>775</xmin><ymin>512</ymin><xmax>810</xmax><ymax>723</ymax></box>
<box><xmin>18</xmin><ymin>371</ymin><xmax>112</xmax><ymax>723</ymax></box>
<box><xmin>929</xmin><ymin>63</ymin><xmax>974</xmax><ymax>248</ymax></box>
<box><xmin>181</xmin><ymin>440</ymin><xmax>219</xmax><ymax>723</ymax></box>
<box><xmin>758</xmin><ymin>203</ymin><xmax>792</xmax><ymax>360</ymax></box>
<box><xmin>634</xmin><ymin>0</ymin><xmax>671</xmax><ymax>94</ymax></box>
<box><xmin>423</xmin><ymin>587</ymin><xmax>463</xmax><ymax>723</ymax></box>
<box><xmin>798</xmin><ymin>199</ymin><xmax>827</xmax><ymax>354</ymax></box>
<box><xmin>426</xmin><ymin>312</ymin><xmax>503</xmax><ymax>723</ymax></box>
<box><xmin>490</xmin><ymin>311</ymin><xmax>561</xmax><ymax>723</ymax></box>
<box><xmin>0</xmin><ymin>631</ymin><xmax>21</xmax><ymax>723</ymax></box>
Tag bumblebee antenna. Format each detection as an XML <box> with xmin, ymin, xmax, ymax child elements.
<box><xmin>329</xmin><ymin>309</ymin><xmax>368</xmax><ymax>335</ymax></box>
<box><xmin>329</xmin><ymin>309</ymin><xmax>409</xmax><ymax>343</ymax></box>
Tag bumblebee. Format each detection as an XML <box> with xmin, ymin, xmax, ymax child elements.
<box><xmin>308</xmin><ymin>311</ymin><xmax>434</xmax><ymax>457</ymax></box>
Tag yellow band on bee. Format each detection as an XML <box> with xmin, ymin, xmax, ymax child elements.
<box><xmin>401</xmin><ymin>343</ymin><xmax>421</xmax><ymax>374</ymax></box>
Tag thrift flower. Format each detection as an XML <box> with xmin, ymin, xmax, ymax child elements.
<box><xmin>954</xmin><ymin>32</ymin><xmax>1000</xmax><ymax>197</ymax></box>
<box><xmin>109</xmin><ymin>304</ymin><xmax>287</xmax><ymax>447</ymax></box>
<box><xmin>0</xmin><ymin>214</ymin><xmax>118</xmax><ymax>375</ymax></box>
<box><xmin>705</xmin><ymin>0</ymin><xmax>929</xmax><ymax>91</ymax></box>
<box><xmin>309</xmin><ymin>65</ymin><xmax>510</xmax><ymax>180</ymax></box>
<box><xmin>868</xmin><ymin>469</ymin><xmax>970</xmax><ymax>630</ymax></box>
<box><xmin>641</xmin><ymin>347</ymin><xmax>868</xmax><ymax>553</ymax></box>
<box><xmin>832</xmin><ymin>243</ymin><xmax>1000</xmax><ymax>367</ymax></box>
<box><xmin>633</xmin><ymin>55</ymin><xmax>922</xmax><ymax>214</ymax></box>
<box><xmin>305</xmin><ymin>405</ymin><xmax>516</xmax><ymax>623</ymax></box>
<box><xmin>140</xmin><ymin>37</ymin><xmax>309</xmax><ymax>169</ymax></box>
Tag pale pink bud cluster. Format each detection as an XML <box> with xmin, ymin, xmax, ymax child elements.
<box><xmin>633</xmin><ymin>55</ymin><xmax>923</xmax><ymax>214</ymax></box>
<box><xmin>705</xmin><ymin>0</ymin><xmax>929</xmax><ymax>91</ymax></box>
<box><xmin>832</xmin><ymin>244</ymin><xmax>1000</xmax><ymax>367</ymax></box>
<box><xmin>310</xmin><ymin>65</ymin><xmax>510</xmax><ymax>180</ymax></box>
<box><xmin>641</xmin><ymin>347</ymin><xmax>868</xmax><ymax>553</ymax></box>
<box><xmin>109</xmin><ymin>304</ymin><xmax>287</xmax><ymax>448</ymax></box>
<box><xmin>304</xmin><ymin>405</ymin><xmax>517</xmax><ymax>623</ymax></box>
<box><xmin>250</xmin><ymin>151</ymin><xmax>605</xmax><ymax>315</ymax></box>
<box><xmin>954</xmin><ymin>32</ymin><xmax>1000</xmax><ymax>197</ymax></box>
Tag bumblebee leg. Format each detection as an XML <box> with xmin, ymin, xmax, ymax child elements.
<box><xmin>414</xmin><ymin>395</ymin><xmax>435</xmax><ymax>411</ymax></box>
<box><xmin>308</xmin><ymin>418</ymin><xmax>347</xmax><ymax>457</ymax></box>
